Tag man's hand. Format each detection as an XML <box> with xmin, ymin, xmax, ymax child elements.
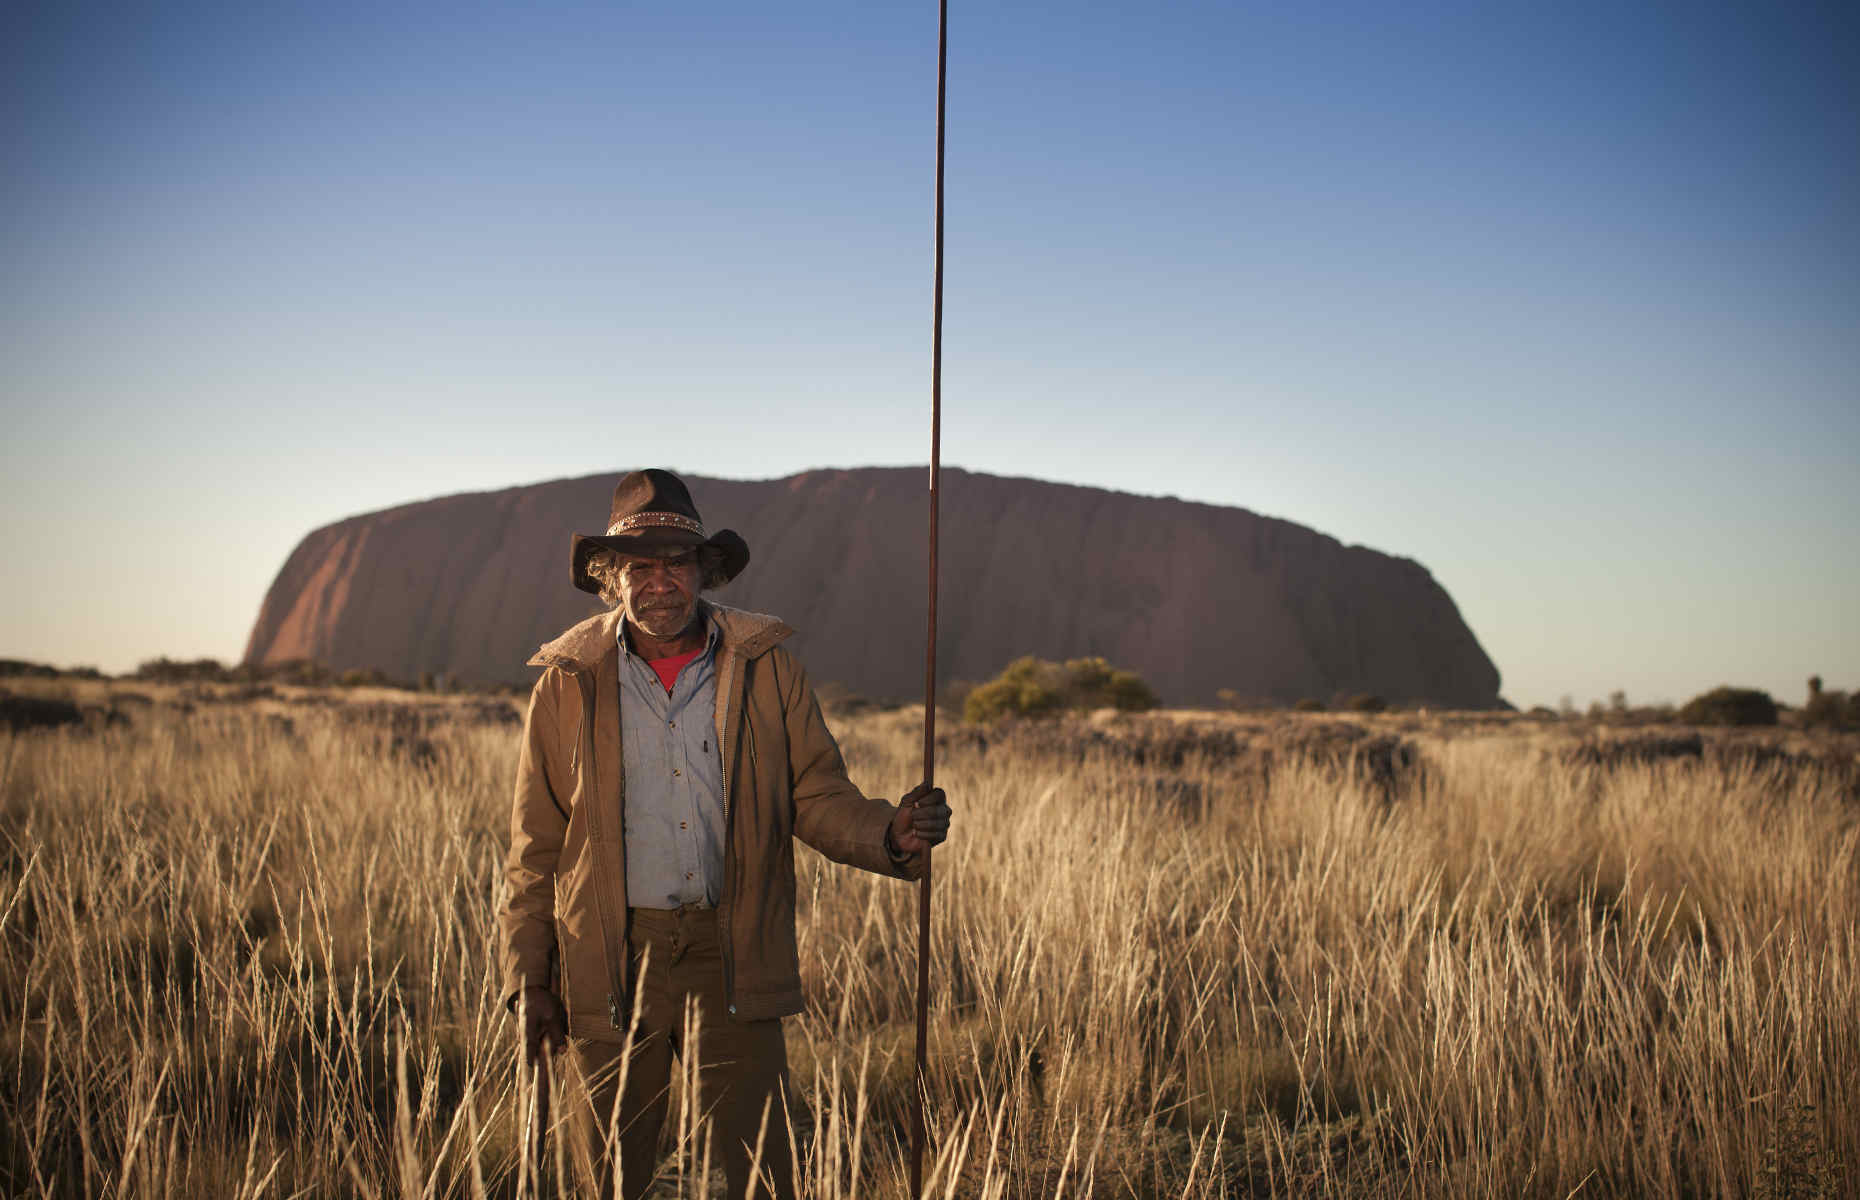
<box><xmin>520</xmin><ymin>986</ymin><xmax>567</xmax><ymax>1066</ymax></box>
<box><xmin>887</xmin><ymin>782</ymin><xmax>952</xmax><ymax>856</ymax></box>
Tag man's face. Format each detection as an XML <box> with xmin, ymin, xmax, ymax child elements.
<box><xmin>615</xmin><ymin>549</ymin><xmax>703</xmax><ymax>641</ymax></box>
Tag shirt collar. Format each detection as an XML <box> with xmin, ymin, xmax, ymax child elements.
<box><xmin>618</xmin><ymin>608</ymin><xmax>719</xmax><ymax>662</ymax></box>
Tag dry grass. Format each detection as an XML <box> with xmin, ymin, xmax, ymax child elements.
<box><xmin>1</xmin><ymin>688</ymin><xmax>1856</xmax><ymax>1197</ymax></box>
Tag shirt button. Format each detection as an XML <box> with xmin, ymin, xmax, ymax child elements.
<box><xmin>669</xmin><ymin>720</ymin><xmax>675</xmax><ymax>728</ymax></box>
<box><xmin>680</xmin><ymin>821</ymin><xmax>688</xmax><ymax>830</ymax></box>
<box><xmin>685</xmin><ymin>872</ymin><xmax>693</xmax><ymax>880</ymax></box>
<box><xmin>672</xmin><ymin>768</ymin><xmax>682</xmax><ymax>778</ymax></box>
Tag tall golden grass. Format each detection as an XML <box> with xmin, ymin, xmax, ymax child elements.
<box><xmin>1</xmin><ymin>690</ymin><xmax>1855</xmax><ymax>1197</ymax></box>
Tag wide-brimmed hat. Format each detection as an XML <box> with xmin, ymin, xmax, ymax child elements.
<box><xmin>570</xmin><ymin>469</ymin><xmax>750</xmax><ymax>595</ymax></box>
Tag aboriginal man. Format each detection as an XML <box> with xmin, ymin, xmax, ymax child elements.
<box><xmin>500</xmin><ymin>468</ymin><xmax>951</xmax><ymax>1200</ymax></box>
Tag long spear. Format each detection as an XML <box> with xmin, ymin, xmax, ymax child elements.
<box><xmin>911</xmin><ymin>0</ymin><xmax>948</xmax><ymax>1194</ymax></box>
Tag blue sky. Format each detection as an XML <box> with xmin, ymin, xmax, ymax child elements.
<box><xmin>4</xmin><ymin>0</ymin><xmax>1856</xmax><ymax>709</ymax></box>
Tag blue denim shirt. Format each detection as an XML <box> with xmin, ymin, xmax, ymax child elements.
<box><xmin>618</xmin><ymin>615</ymin><xmax>727</xmax><ymax>908</ymax></box>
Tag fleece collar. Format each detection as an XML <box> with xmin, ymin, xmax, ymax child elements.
<box><xmin>528</xmin><ymin>599</ymin><xmax>792</xmax><ymax>673</ymax></box>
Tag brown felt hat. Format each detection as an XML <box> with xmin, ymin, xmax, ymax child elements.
<box><xmin>570</xmin><ymin>469</ymin><xmax>750</xmax><ymax>595</ymax></box>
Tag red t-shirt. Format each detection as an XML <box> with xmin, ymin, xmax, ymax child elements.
<box><xmin>647</xmin><ymin>648</ymin><xmax>704</xmax><ymax>694</ymax></box>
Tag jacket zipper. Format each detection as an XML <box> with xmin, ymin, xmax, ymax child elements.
<box><xmin>559</xmin><ymin>629</ymin><xmax>758</xmax><ymax>1026</ymax></box>
<box><xmin>716</xmin><ymin>647</ymin><xmax>743</xmax><ymax>1015</ymax></box>
<box><xmin>569</xmin><ymin>665</ymin><xmax>629</xmax><ymax>1030</ymax></box>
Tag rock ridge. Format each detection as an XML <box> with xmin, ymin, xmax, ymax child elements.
<box><xmin>244</xmin><ymin>467</ymin><xmax>1503</xmax><ymax>708</ymax></box>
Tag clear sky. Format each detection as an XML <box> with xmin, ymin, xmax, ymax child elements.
<box><xmin>4</xmin><ymin>0</ymin><xmax>1856</xmax><ymax>710</ymax></box>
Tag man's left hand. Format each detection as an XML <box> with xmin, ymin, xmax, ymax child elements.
<box><xmin>888</xmin><ymin>782</ymin><xmax>952</xmax><ymax>855</ymax></box>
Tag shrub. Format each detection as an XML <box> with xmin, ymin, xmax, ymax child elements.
<box><xmin>134</xmin><ymin>657</ymin><xmax>227</xmax><ymax>683</ymax></box>
<box><xmin>337</xmin><ymin>667</ymin><xmax>400</xmax><ymax>689</ymax></box>
<box><xmin>1293</xmin><ymin>698</ymin><xmax>1325</xmax><ymax>713</ymax></box>
<box><xmin>1567</xmin><ymin>733</ymin><xmax>1704</xmax><ymax>768</ymax></box>
<box><xmin>149</xmin><ymin>657</ymin><xmax>242</xmax><ymax>682</ymax></box>
<box><xmin>963</xmin><ymin>659</ymin><xmax>1061</xmax><ymax>723</ymax></box>
<box><xmin>263</xmin><ymin>659</ymin><xmax>332</xmax><ymax>687</ymax></box>
<box><xmin>1</xmin><ymin>694</ymin><xmax>85</xmax><ymax>731</ymax></box>
<box><xmin>0</xmin><ymin>659</ymin><xmax>63</xmax><ymax>679</ymax></box>
<box><xmin>1341</xmin><ymin>693</ymin><xmax>1388</xmax><ymax>714</ymax></box>
<box><xmin>1802</xmin><ymin>686</ymin><xmax>1859</xmax><ymax>731</ymax></box>
<box><xmin>963</xmin><ymin>656</ymin><xmax>1158</xmax><ymax>723</ymax></box>
<box><xmin>1679</xmin><ymin>686</ymin><xmax>1779</xmax><ymax>727</ymax></box>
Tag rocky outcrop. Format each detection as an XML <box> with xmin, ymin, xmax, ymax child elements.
<box><xmin>244</xmin><ymin>468</ymin><xmax>1503</xmax><ymax>708</ymax></box>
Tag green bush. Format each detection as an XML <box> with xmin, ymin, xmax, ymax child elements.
<box><xmin>963</xmin><ymin>656</ymin><xmax>1158</xmax><ymax>723</ymax></box>
<box><xmin>1342</xmin><ymin>693</ymin><xmax>1388</xmax><ymax>714</ymax></box>
<box><xmin>1678</xmin><ymin>686</ymin><xmax>1778</xmax><ymax>727</ymax></box>
<box><xmin>1293</xmin><ymin>698</ymin><xmax>1326</xmax><ymax>713</ymax></box>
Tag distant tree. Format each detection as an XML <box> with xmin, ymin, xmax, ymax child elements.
<box><xmin>1678</xmin><ymin>686</ymin><xmax>1778</xmax><ymax>727</ymax></box>
<box><xmin>1608</xmin><ymin>690</ymin><xmax>1628</xmax><ymax>716</ymax></box>
<box><xmin>1802</xmin><ymin>678</ymin><xmax>1857</xmax><ymax>731</ymax></box>
<box><xmin>0</xmin><ymin>660</ymin><xmax>61</xmax><ymax>679</ymax></box>
<box><xmin>1342</xmin><ymin>693</ymin><xmax>1388</xmax><ymax>713</ymax></box>
<box><xmin>1293</xmin><ymin>698</ymin><xmax>1326</xmax><ymax>713</ymax></box>
<box><xmin>134</xmin><ymin>657</ymin><xmax>229</xmax><ymax>683</ymax></box>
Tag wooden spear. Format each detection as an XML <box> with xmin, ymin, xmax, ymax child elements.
<box><xmin>911</xmin><ymin>0</ymin><xmax>948</xmax><ymax>1194</ymax></box>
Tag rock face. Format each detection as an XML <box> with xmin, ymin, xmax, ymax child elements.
<box><xmin>244</xmin><ymin>468</ymin><xmax>1503</xmax><ymax>708</ymax></box>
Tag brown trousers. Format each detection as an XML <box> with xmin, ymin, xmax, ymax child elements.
<box><xmin>564</xmin><ymin>905</ymin><xmax>796</xmax><ymax>1200</ymax></box>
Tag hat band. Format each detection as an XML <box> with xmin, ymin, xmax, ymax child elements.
<box><xmin>607</xmin><ymin>511</ymin><xmax>705</xmax><ymax>537</ymax></box>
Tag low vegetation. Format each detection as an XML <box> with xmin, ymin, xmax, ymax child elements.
<box><xmin>2</xmin><ymin>682</ymin><xmax>1856</xmax><ymax>1196</ymax></box>
<box><xmin>963</xmin><ymin>656</ymin><xmax>1159</xmax><ymax>723</ymax></box>
<box><xmin>1678</xmin><ymin>685</ymin><xmax>1781</xmax><ymax>727</ymax></box>
<box><xmin>1803</xmin><ymin>676</ymin><xmax>1860</xmax><ymax>732</ymax></box>
<box><xmin>118</xmin><ymin>656</ymin><xmax>523</xmax><ymax>694</ymax></box>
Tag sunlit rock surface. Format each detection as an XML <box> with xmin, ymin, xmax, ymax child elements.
<box><xmin>244</xmin><ymin>467</ymin><xmax>1502</xmax><ymax>708</ymax></box>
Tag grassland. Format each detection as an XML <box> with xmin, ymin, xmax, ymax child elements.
<box><xmin>1</xmin><ymin>680</ymin><xmax>1856</xmax><ymax>1197</ymax></box>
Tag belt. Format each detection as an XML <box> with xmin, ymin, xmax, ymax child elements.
<box><xmin>630</xmin><ymin>901</ymin><xmax>714</xmax><ymax>917</ymax></box>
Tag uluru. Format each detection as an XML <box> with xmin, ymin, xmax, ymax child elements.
<box><xmin>243</xmin><ymin>467</ymin><xmax>1503</xmax><ymax>708</ymax></box>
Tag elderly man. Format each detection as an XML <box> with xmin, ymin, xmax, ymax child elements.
<box><xmin>500</xmin><ymin>468</ymin><xmax>951</xmax><ymax>1200</ymax></box>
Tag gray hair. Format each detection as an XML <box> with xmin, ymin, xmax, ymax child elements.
<box><xmin>584</xmin><ymin>546</ymin><xmax>732</xmax><ymax>608</ymax></box>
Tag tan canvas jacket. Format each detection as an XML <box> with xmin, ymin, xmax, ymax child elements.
<box><xmin>500</xmin><ymin>600</ymin><xmax>923</xmax><ymax>1039</ymax></box>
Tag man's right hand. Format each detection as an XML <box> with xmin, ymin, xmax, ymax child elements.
<box><xmin>521</xmin><ymin>986</ymin><xmax>567</xmax><ymax>1066</ymax></box>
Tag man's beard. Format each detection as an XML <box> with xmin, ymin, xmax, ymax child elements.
<box><xmin>630</xmin><ymin>601</ymin><xmax>697</xmax><ymax>641</ymax></box>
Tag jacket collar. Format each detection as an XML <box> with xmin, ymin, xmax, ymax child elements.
<box><xmin>528</xmin><ymin>599</ymin><xmax>792</xmax><ymax>673</ymax></box>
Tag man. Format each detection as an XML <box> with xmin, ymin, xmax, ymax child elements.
<box><xmin>500</xmin><ymin>468</ymin><xmax>951</xmax><ymax>1200</ymax></box>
